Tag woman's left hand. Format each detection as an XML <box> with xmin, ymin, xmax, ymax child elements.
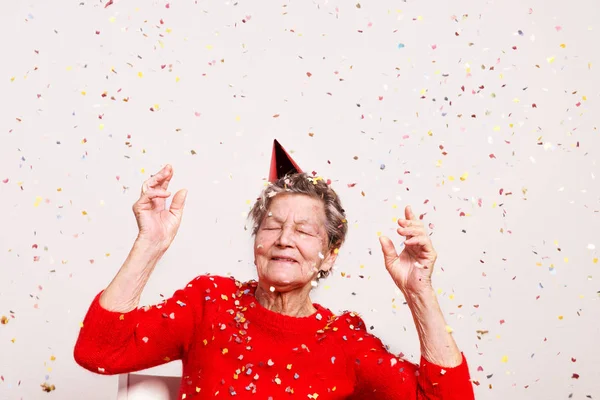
<box><xmin>379</xmin><ymin>205</ymin><xmax>437</xmax><ymax>295</ymax></box>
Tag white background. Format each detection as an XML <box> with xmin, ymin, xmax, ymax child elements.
<box><xmin>1</xmin><ymin>0</ymin><xmax>599</xmax><ymax>398</ymax></box>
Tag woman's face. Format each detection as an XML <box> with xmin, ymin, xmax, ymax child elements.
<box><xmin>253</xmin><ymin>193</ymin><xmax>337</xmax><ymax>291</ymax></box>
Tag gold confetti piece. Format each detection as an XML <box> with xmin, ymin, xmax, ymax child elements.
<box><xmin>445</xmin><ymin>325</ymin><xmax>454</xmax><ymax>333</ymax></box>
<box><xmin>593</xmin><ymin>258</ymin><xmax>598</xmax><ymax>263</ymax></box>
<box><xmin>81</xmin><ymin>91</ymin><xmax>86</xmax><ymax>96</ymax></box>
<box><xmin>460</xmin><ymin>172</ymin><xmax>468</xmax><ymax>181</ymax></box>
<box><xmin>138</xmin><ymin>72</ymin><xmax>143</xmax><ymax>78</ymax></box>
<box><xmin>119</xmin><ymin>314</ymin><xmax>125</xmax><ymax>320</ymax></box>
<box><xmin>501</xmin><ymin>355</ymin><xmax>508</xmax><ymax>363</ymax></box>
<box><xmin>1</xmin><ymin>316</ymin><xmax>8</xmax><ymax>324</ymax></box>
<box><xmin>558</xmin><ymin>315</ymin><xmax>564</xmax><ymax>320</ymax></box>
<box><xmin>547</xmin><ymin>56</ymin><xmax>555</xmax><ymax>63</ymax></box>
<box><xmin>40</xmin><ymin>382</ymin><xmax>56</xmax><ymax>392</ymax></box>
<box><xmin>560</xmin><ymin>43</ymin><xmax>566</xmax><ymax>48</ymax></box>
<box><xmin>50</xmin><ymin>355</ymin><xmax>56</xmax><ymax>361</ymax></box>
<box><xmin>33</xmin><ymin>196</ymin><xmax>42</xmax><ymax>207</ymax></box>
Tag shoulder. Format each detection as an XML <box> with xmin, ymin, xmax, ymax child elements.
<box><xmin>184</xmin><ymin>274</ymin><xmax>252</xmax><ymax>301</ymax></box>
<box><xmin>324</xmin><ymin>310</ymin><xmax>390</xmax><ymax>354</ymax></box>
<box><xmin>327</xmin><ymin>310</ymin><xmax>369</xmax><ymax>333</ymax></box>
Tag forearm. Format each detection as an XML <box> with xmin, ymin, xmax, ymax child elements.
<box><xmin>99</xmin><ymin>238</ymin><xmax>167</xmax><ymax>312</ymax></box>
<box><xmin>406</xmin><ymin>286</ymin><xmax>463</xmax><ymax>368</ymax></box>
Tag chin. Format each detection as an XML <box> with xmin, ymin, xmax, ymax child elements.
<box><xmin>263</xmin><ymin>270</ymin><xmax>303</xmax><ymax>288</ymax></box>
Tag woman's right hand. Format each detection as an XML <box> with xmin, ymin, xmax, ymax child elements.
<box><xmin>132</xmin><ymin>164</ymin><xmax>188</xmax><ymax>250</ymax></box>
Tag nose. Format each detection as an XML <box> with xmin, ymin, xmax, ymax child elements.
<box><xmin>275</xmin><ymin>226</ymin><xmax>295</xmax><ymax>248</ymax></box>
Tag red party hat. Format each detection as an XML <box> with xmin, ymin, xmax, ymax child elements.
<box><xmin>268</xmin><ymin>139</ymin><xmax>303</xmax><ymax>182</ymax></box>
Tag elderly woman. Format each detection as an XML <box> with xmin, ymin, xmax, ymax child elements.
<box><xmin>74</xmin><ymin>140</ymin><xmax>475</xmax><ymax>399</ymax></box>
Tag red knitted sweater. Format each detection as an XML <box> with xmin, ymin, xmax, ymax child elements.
<box><xmin>74</xmin><ymin>274</ymin><xmax>475</xmax><ymax>399</ymax></box>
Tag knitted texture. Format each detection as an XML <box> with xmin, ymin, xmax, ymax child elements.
<box><xmin>74</xmin><ymin>274</ymin><xmax>474</xmax><ymax>399</ymax></box>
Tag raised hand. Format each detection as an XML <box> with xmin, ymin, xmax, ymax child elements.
<box><xmin>132</xmin><ymin>164</ymin><xmax>188</xmax><ymax>250</ymax></box>
<box><xmin>378</xmin><ymin>205</ymin><xmax>437</xmax><ymax>295</ymax></box>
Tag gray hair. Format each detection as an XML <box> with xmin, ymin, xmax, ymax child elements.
<box><xmin>247</xmin><ymin>173</ymin><xmax>348</xmax><ymax>279</ymax></box>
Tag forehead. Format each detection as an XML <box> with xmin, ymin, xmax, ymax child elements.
<box><xmin>266</xmin><ymin>194</ymin><xmax>326</xmax><ymax>224</ymax></box>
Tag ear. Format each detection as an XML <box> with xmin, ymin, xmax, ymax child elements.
<box><xmin>319</xmin><ymin>247</ymin><xmax>339</xmax><ymax>273</ymax></box>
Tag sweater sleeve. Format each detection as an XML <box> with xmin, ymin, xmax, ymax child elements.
<box><xmin>346</xmin><ymin>314</ymin><xmax>475</xmax><ymax>399</ymax></box>
<box><xmin>73</xmin><ymin>274</ymin><xmax>212</xmax><ymax>375</ymax></box>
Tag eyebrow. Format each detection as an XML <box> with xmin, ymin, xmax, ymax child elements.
<box><xmin>268</xmin><ymin>215</ymin><xmax>317</xmax><ymax>226</ymax></box>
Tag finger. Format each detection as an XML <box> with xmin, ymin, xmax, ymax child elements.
<box><xmin>379</xmin><ymin>236</ymin><xmax>398</xmax><ymax>267</ymax></box>
<box><xmin>397</xmin><ymin>218</ymin><xmax>423</xmax><ymax>228</ymax></box>
<box><xmin>397</xmin><ymin>226</ymin><xmax>426</xmax><ymax>238</ymax></box>
<box><xmin>169</xmin><ymin>189</ymin><xmax>188</xmax><ymax>218</ymax></box>
<box><xmin>141</xmin><ymin>188</ymin><xmax>171</xmax><ymax>201</ymax></box>
<box><xmin>404</xmin><ymin>235</ymin><xmax>434</xmax><ymax>253</ymax></box>
<box><xmin>143</xmin><ymin>165</ymin><xmax>172</xmax><ymax>192</ymax></box>
<box><xmin>405</xmin><ymin>205</ymin><xmax>417</xmax><ymax>221</ymax></box>
<box><xmin>158</xmin><ymin>164</ymin><xmax>173</xmax><ymax>191</ymax></box>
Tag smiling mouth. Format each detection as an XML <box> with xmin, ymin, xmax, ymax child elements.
<box><xmin>271</xmin><ymin>257</ymin><xmax>297</xmax><ymax>263</ymax></box>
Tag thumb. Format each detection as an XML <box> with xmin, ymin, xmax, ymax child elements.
<box><xmin>169</xmin><ymin>189</ymin><xmax>188</xmax><ymax>218</ymax></box>
<box><xmin>379</xmin><ymin>236</ymin><xmax>398</xmax><ymax>267</ymax></box>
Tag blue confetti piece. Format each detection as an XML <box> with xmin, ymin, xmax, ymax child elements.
<box><xmin>397</xmin><ymin>43</ymin><xmax>405</xmax><ymax>49</ymax></box>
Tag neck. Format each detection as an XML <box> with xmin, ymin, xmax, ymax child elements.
<box><xmin>254</xmin><ymin>282</ymin><xmax>316</xmax><ymax>317</ymax></box>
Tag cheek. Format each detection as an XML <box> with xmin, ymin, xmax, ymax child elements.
<box><xmin>254</xmin><ymin>234</ymin><xmax>272</xmax><ymax>257</ymax></box>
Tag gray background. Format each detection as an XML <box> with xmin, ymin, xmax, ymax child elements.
<box><xmin>1</xmin><ymin>0</ymin><xmax>599</xmax><ymax>399</ymax></box>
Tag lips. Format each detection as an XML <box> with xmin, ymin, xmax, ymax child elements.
<box><xmin>271</xmin><ymin>256</ymin><xmax>297</xmax><ymax>263</ymax></box>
